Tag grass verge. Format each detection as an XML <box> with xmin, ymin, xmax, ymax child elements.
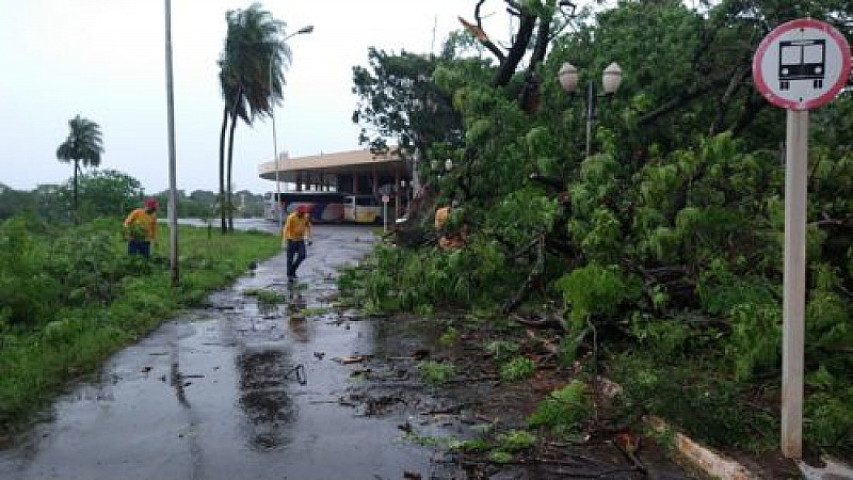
<box><xmin>0</xmin><ymin>224</ymin><xmax>279</xmax><ymax>432</ymax></box>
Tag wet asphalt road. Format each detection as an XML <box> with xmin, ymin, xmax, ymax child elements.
<box><xmin>0</xmin><ymin>223</ymin><xmax>444</xmax><ymax>480</ymax></box>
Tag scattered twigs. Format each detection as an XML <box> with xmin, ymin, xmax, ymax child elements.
<box><xmin>511</xmin><ymin>313</ymin><xmax>564</xmax><ymax>330</ymax></box>
<box><xmin>283</xmin><ymin>364</ymin><xmax>307</xmax><ymax>385</ymax></box>
<box><xmin>420</xmin><ymin>402</ymin><xmax>474</xmax><ymax>415</ymax></box>
<box><xmin>502</xmin><ymin>233</ymin><xmax>546</xmax><ymax>313</ymax></box>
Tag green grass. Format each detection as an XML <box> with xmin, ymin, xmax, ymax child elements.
<box><xmin>500</xmin><ymin>356</ymin><xmax>536</xmax><ymax>382</ymax></box>
<box><xmin>0</xmin><ymin>223</ymin><xmax>279</xmax><ymax>431</ymax></box>
<box><xmin>419</xmin><ymin>360</ymin><xmax>456</xmax><ymax>385</ymax></box>
<box><xmin>244</xmin><ymin>288</ymin><xmax>286</xmax><ymax>304</ymax></box>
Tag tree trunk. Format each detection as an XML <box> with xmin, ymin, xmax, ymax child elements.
<box><xmin>218</xmin><ymin>107</ymin><xmax>228</xmax><ymax>233</ymax></box>
<box><xmin>226</xmin><ymin>115</ymin><xmax>238</xmax><ymax>232</ymax></box>
<box><xmin>491</xmin><ymin>11</ymin><xmax>536</xmax><ymax>87</ymax></box>
<box><xmin>73</xmin><ymin>160</ymin><xmax>79</xmax><ymax>224</ymax></box>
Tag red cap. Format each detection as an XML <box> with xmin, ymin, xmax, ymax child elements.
<box><xmin>297</xmin><ymin>205</ymin><xmax>309</xmax><ymax>213</ymax></box>
<box><xmin>145</xmin><ymin>199</ymin><xmax>158</xmax><ymax>210</ymax></box>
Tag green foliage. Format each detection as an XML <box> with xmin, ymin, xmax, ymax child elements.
<box><xmin>629</xmin><ymin>313</ymin><xmax>692</xmax><ymax>359</ymax></box>
<box><xmin>498</xmin><ymin>430</ymin><xmax>536</xmax><ymax>452</ymax></box>
<box><xmin>344</xmin><ymin>0</ymin><xmax>853</xmax><ymax>456</ymax></box>
<box><xmin>611</xmin><ymin>352</ymin><xmax>777</xmax><ymax>452</ymax></box>
<box><xmin>485</xmin><ymin>340</ymin><xmax>520</xmax><ymax>362</ymax></box>
<box><xmin>352</xmin><ymin>48</ymin><xmax>466</xmax><ymax>154</ymax></box>
<box><xmin>554</xmin><ymin>263</ymin><xmax>640</xmax><ymax>329</ymax></box>
<box><xmin>528</xmin><ymin>380</ymin><xmax>591</xmax><ymax>433</ymax></box>
<box><xmin>0</xmin><ymin>185</ymin><xmax>37</xmax><ymax>221</ymax></box>
<box><xmin>500</xmin><ymin>356</ymin><xmax>536</xmax><ymax>382</ymax></box>
<box><xmin>0</xmin><ymin>217</ymin><xmax>61</xmax><ymax>327</ymax></box>
<box><xmin>419</xmin><ymin>360</ymin><xmax>455</xmax><ymax>385</ymax></box>
<box><xmin>488</xmin><ymin>450</ymin><xmax>514</xmax><ymax>464</ymax></box>
<box><xmin>439</xmin><ymin>326</ymin><xmax>460</xmax><ymax>347</ymax></box>
<box><xmin>337</xmin><ymin>240</ymin><xmax>514</xmax><ymax>314</ymax></box>
<box><xmin>48</xmin><ymin>219</ymin><xmax>148</xmax><ymax>306</ymax></box>
<box><xmin>243</xmin><ymin>288</ymin><xmax>285</xmax><ymax>304</ymax></box>
<box><xmin>728</xmin><ymin>302</ymin><xmax>782</xmax><ymax>380</ymax></box>
<box><xmin>449</xmin><ymin>437</ymin><xmax>492</xmax><ymax>453</ymax></box>
<box><xmin>805</xmin><ymin>386</ymin><xmax>853</xmax><ymax>448</ymax></box>
<box><xmin>62</xmin><ymin>170</ymin><xmax>143</xmax><ymax>220</ymax></box>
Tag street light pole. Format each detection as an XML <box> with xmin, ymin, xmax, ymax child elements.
<box><xmin>558</xmin><ymin>62</ymin><xmax>623</xmax><ymax>157</ymax></box>
<box><xmin>270</xmin><ymin>25</ymin><xmax>314</xmax><ymax>232</ymax></box>
<box><xmin>585</xmin><ymin>80</ymin><xmax>596</xmax><ymax>158</ymax></box>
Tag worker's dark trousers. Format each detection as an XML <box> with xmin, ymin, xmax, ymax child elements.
<box><xmin>286</xmin><ymin>239</ymin><xmax>307</xmax><ymax>278</ymax></box>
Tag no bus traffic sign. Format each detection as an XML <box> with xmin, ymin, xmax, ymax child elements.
<box><xmin>753</xmin><ymin>18</ymin><xmax>851</xmax><ymax>110</ymax></box>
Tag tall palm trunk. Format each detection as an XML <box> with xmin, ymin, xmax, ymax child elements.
<box><xmin>73</xmin><ymin>160</ymin><xmax>80</xmax><ymax>224</ymax></box>
<box><xmin>226</xmin><ymin>115</ymin><xmax>238</xmax><ymax>232</ymax></box>
<box><xmin>225</xmin><ymin>86</ymin><xmax>243</xmax><ymax>233</ymax></box>
<box><xmin>218</xmin><ymin>106</ymin><xmax>228</xmax><ymax>233</ymax></box>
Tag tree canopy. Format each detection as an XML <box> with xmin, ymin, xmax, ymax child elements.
<box><xmin>56</xmin><ymin>115</ymin><xmax>103</xmax><ymax>222</ymax></box>
<box><xmin>217</xmin><ymin>2</ymin><xmax>290</xmax><ymax>232</ymax></box>
<box><xmin>349</xmin><ymin>0</ymin><xmax>853</xmax><ymax>455</ymax></box>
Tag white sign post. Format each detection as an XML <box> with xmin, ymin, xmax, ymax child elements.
<box><xmin>381</xmin><ymin>194</ymin><xmax>390</xmax><ymax>233</ymax></box>
<box><xmin>752</xmin><ymin>18</ymin><xmax>851</xmax><ymax>459</ymax></box>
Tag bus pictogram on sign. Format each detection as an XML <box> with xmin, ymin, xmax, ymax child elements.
<box><xmin>778</xmin><ymin>39</ymin><xmax>825</xmax><ymax>90</ymax></box>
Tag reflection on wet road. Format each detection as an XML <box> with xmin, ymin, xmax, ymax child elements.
<box><xmin>0</xmin><ymin>225</ymin><xmax>444</xmax><ymax>480</ymax></box>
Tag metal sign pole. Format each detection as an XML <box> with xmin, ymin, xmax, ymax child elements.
<box><xmin>781</xmin><ymin>109</ymin><xmax>808</xmax><ymax>458</ymax></box>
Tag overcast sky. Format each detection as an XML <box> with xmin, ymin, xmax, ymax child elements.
<box><xmin>0</xmin><ymin>0</ymin><xmax>511</xmax><ymax>195</ymax></box>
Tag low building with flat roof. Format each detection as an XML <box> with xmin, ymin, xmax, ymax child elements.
<box><xmin>258</xmin><ymin>148</ymin><xmax>412</xmax><ymax>196</ymax></box>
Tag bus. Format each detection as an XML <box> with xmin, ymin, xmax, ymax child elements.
<box><xmin>343</xmin><ymin>194</ymin><xmax>387</xmax><ymax>224</ymax></box>
<box><xmin>264</xmin><ymin>191</ymin><xmax>345</xmax><ymax>223</ymax></box>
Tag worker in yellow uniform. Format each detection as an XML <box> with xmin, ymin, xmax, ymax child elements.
<box><xmin>123</xmin><ymin>198</ymin><xmax>158</xmax><ymax>257</ymax></box>
<box><xmin>282</xmin><ymin>204</ymin><xmax>313</xmax><ymax>281</ymax></box>
<box><xmin>435</xmin><ymin>200</ymin><xmax>465</xmax><ymax>250</ymax></box>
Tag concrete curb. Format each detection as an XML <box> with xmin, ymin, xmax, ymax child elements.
<box><xmin>645</xmin><ymin>415</ymin><xmax>761</xmax><ymax>480</ymax></box>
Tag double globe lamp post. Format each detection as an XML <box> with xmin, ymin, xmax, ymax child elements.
<box><xmin>271</xmin><ymin>25</ymin><xmax>314</xmax><ymax>230</ymax></box>
<box><xmin>557</xmin><ymin>61</ymin><xmax>623</xmax><ymax>157</ymax></box>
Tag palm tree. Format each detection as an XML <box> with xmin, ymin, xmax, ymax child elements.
<box><xmin>56</xmin><ymin>115</ymin><xmax>103</xmax><ymax>223</ymax></box>
<box><xmin>218</xmin><ymin>3</ymin><xmax>291</xmax><ymax>232</ymax></box>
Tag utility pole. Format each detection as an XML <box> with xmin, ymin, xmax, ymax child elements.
<box><xmin>164</xmin><ymin>0</ymin><xmax>179</xmax><ymax>286</ymax></box>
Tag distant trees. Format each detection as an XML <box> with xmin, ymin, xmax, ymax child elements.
<box><xmin>0</xmin><ymin>184</ymin><xmax>35</xmax><ymax>220</ymax></box>
<box><xmin>56</xmin><ymin>115</ymin><xmax>103</xmax><ymax>223</ymax></box>
<box><xmin>217</xmin><ymin>2</ymin><xmax>290</xmax><ymax>232</ymax></box>
<box><xmin>152</xmin><ymin>189</ymin><xmax>265</xmax><ymax>219</ymax></box>
<box><xmin>0</xmin><ymin>177</ymin><xmax>267</xmax><ymax>223</ymax></box>
<box><xmin>61</xmin><ymin>170</ymin><xmax>144</xmax><ymax>219</ymax></box>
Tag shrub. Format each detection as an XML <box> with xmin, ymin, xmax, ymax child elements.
<box><xmin>419</xmin><ymin>361</ymin><xmax>455</xmax><ymax>385</ymax></box>
<box><xmin>528</xmin><ymin>380</ymin><xmax>591</xmax><ymax>433</ymax></box>
<box><xmin>0</xmin><ymin>217</ymin><xmax>60</xmax><ymax>327</ymax></box>
<box><xmin>498</xmin><ymin>430</ymin><xmax>536</xmax><ymax>452</ymax></box>
<box><xmin>500</xmin><ymin>356</ymin><xmax>536</xmax><ymax>382</ymax></box>
<box><xmin>485</xmin><ymin>340</ymin><xmax>519</xmax><ymax>362</ymax></box>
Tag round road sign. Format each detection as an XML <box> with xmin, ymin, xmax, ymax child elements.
<box><xmin>753</xmin><ymin>18</ymin><xmax>851</xmax><ymax>110</ymax></box>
